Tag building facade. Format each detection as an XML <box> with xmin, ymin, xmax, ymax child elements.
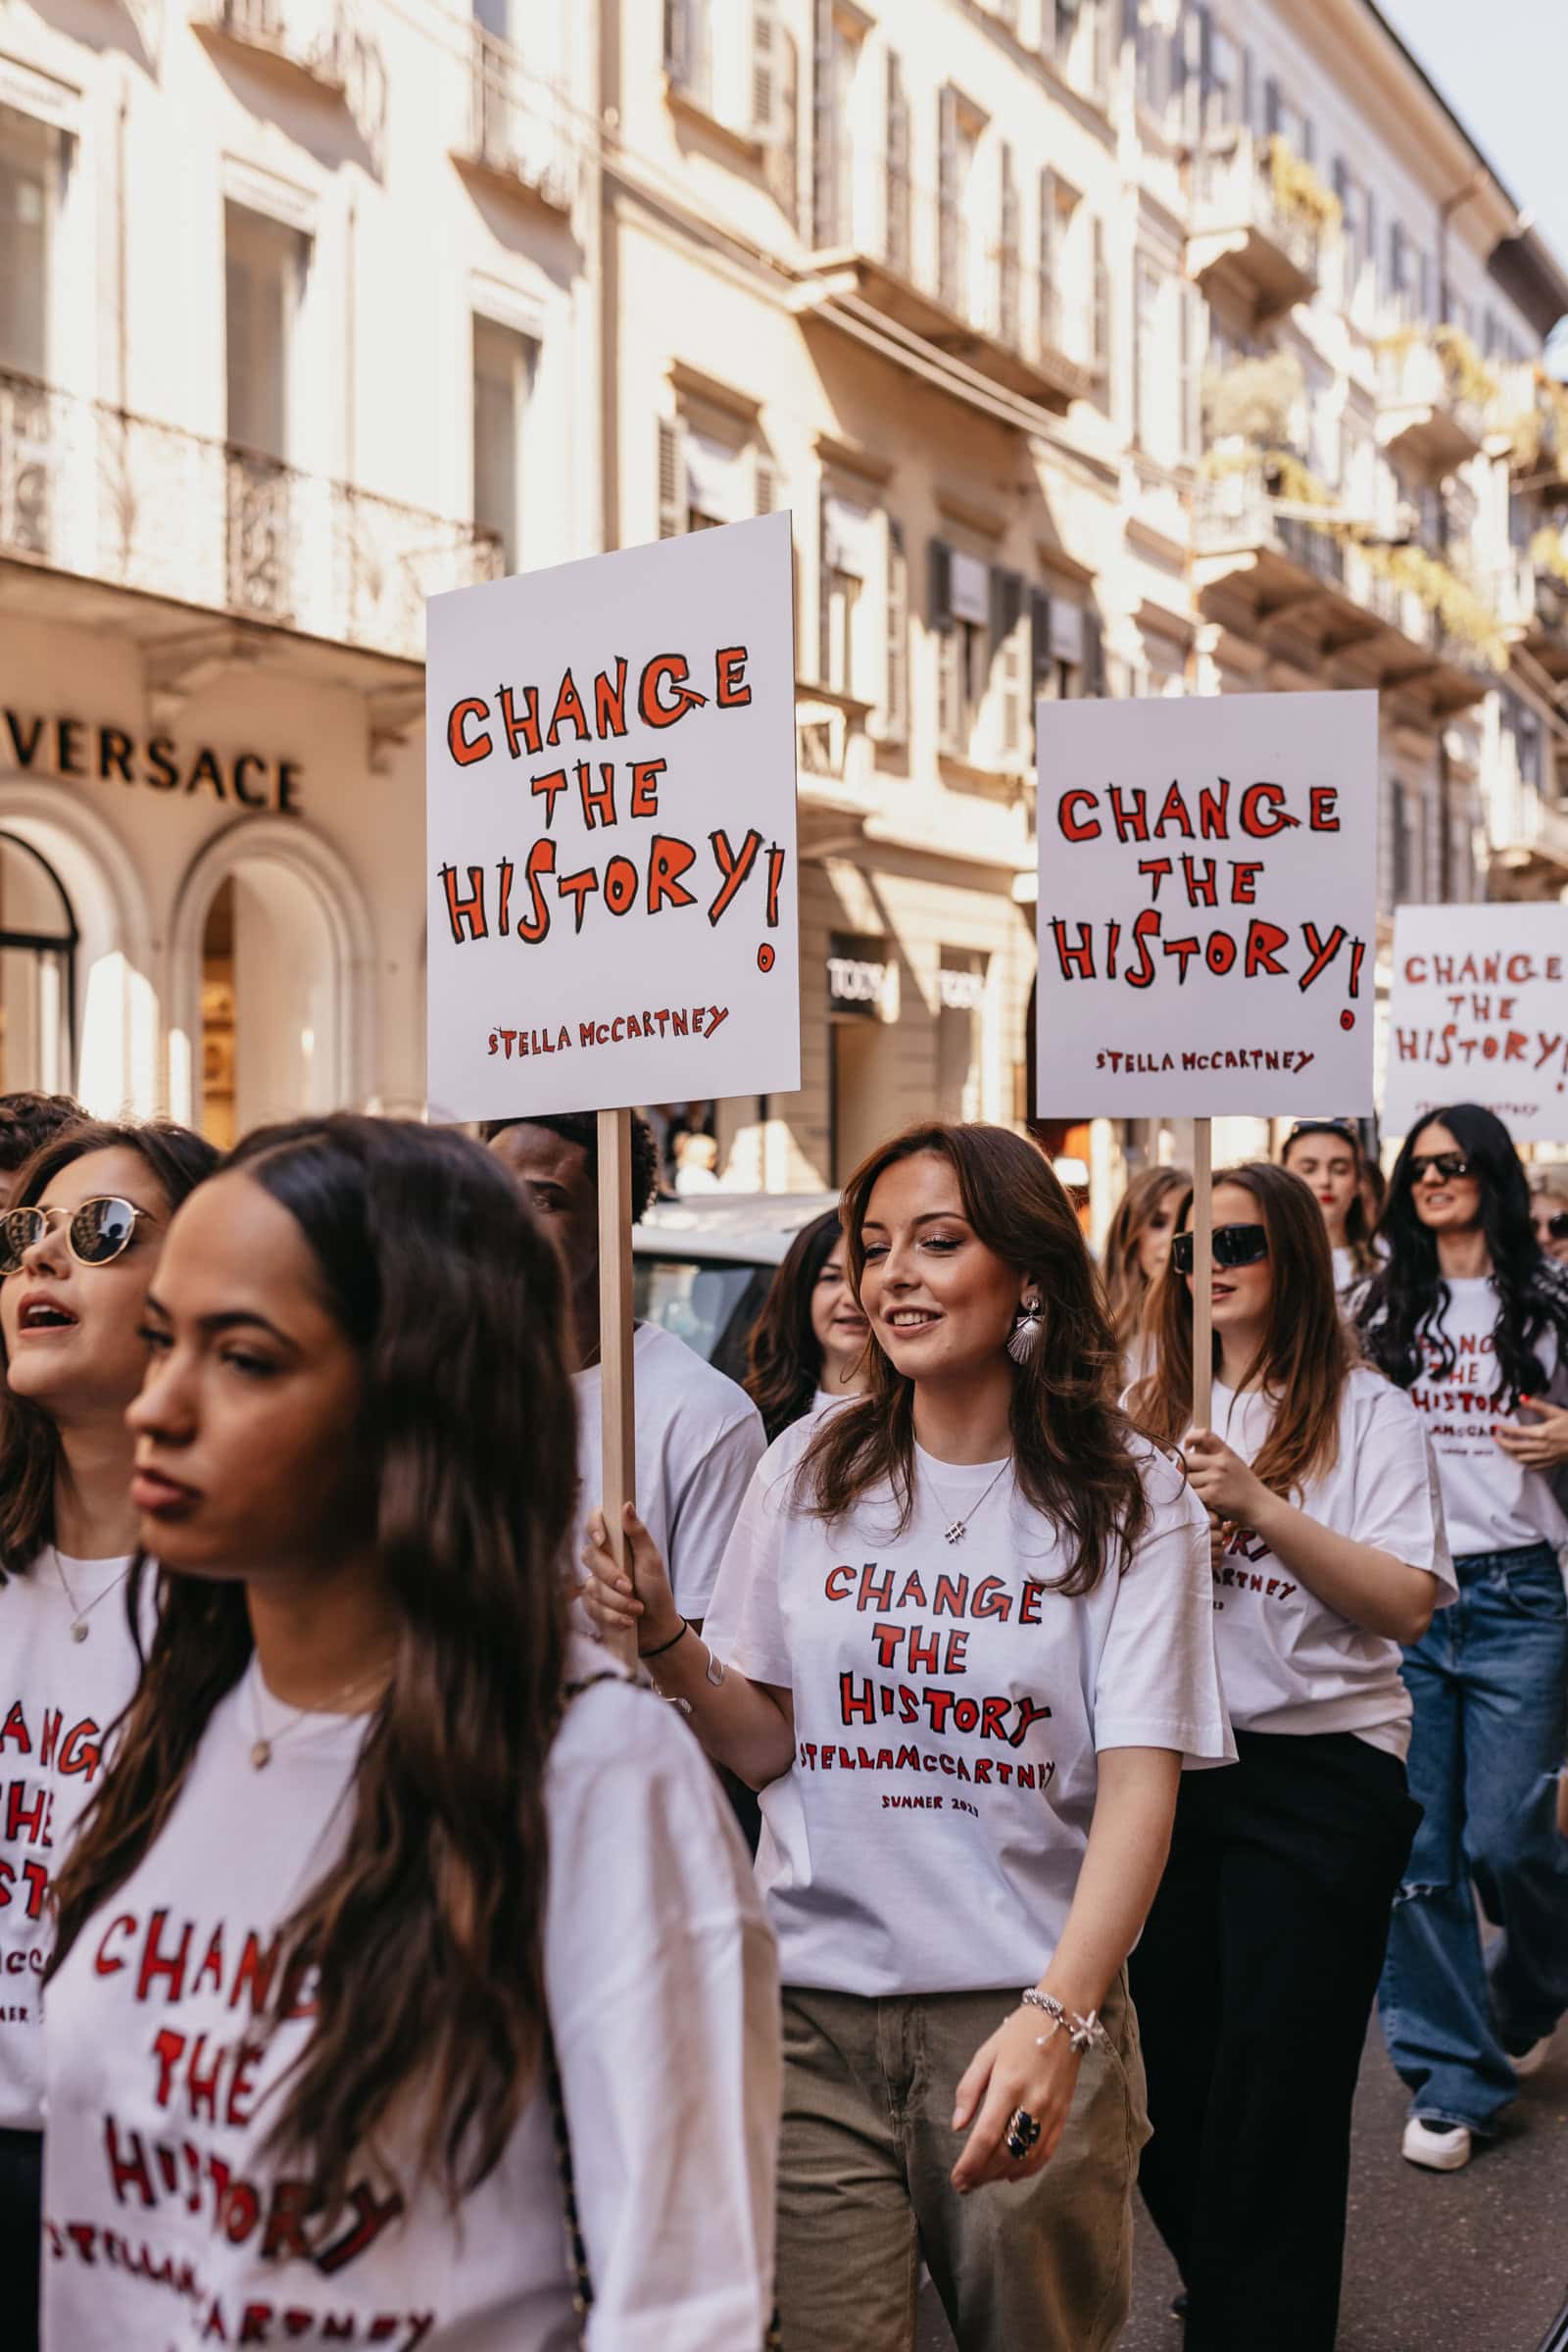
<box><xmin>1</xmin><ymin>0</ymin><xmax>1565</xmax><ymax>1209</ymax></box>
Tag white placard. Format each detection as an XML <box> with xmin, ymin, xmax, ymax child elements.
<box><xmin>426</xmin><ymin>512</ymin><xmax>800</xmax><ymax>1122</ymax></box>
<box><xmin>1384</xmin><ymin>904</ymin><xmax>1568</xmax><ymax>1142</ymax></box>
<box><xmin>1036</xmin><ymin>689</ymin><xmax>1378</xmax><ymax>1116</ymax></box>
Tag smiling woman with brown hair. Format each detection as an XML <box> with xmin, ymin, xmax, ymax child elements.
<box><xmin>586</xmin><ymin>1120</ymin><xmax>1229</xmax><ymax>2352</ymax></box>
<box><xmin>0</xmin><ymin>1117</ymin><xmax>216</xmax><ymax>2352</ymax></box>
<box><xmin>40</xmin><ymin>1115</ymin><xmax>779</xmax><ymax>2350</ymax></box>
<box><xmin>1129</xmin><ymin>1159</ymin><xmax>1447</xmax><ymax>2349</ymax></box>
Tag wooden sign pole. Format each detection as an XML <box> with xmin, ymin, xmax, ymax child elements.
<box><xmin>597</xmin><ymin>1106</ymin><xmax>638</xmax><ymax>1666</ymax></box>
<box><xmin>1191</xmin><ymin>1116</ymin><xmax>1213</xmax><ymax>1435</ymax></box>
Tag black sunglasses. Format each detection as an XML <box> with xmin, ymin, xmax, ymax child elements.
<box><xmin>1408</xmin><ymin>1152</ymin><xmax>1472</xmax><ymax>1185</ymax></box>
<box><xmin>1170</xmin><ymin>1223</ymin><xmax>1269</xmax><ymax>1276</ymax></box>
<box><xmin>1536</xmin><ymin>1209</ymin><xmax>1568</xmax><ymax>1242</ymax></box>
<box><xmin>0</xmin><ymin>1196</ymin><xmax>154</xmax><ymax>1276</ymax></box>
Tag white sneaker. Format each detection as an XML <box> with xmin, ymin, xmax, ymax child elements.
<box><xmin>1401</xmin><ymin>2116</ymin><xmax>1473</xmax><ymax>2172</ymax></box>
<box><xmin>1506</xmin><ymin>2034</ymin><xmax>1554</xmax><ymax>2081</ymax></box>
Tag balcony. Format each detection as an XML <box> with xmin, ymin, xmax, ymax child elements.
<box><xmin>801</xmin><ymin>178</ymin><xmax>1095</xmax><ymax>416</ymax></box>
<box><xmin>1497</xmin><ymin>543</ymin><xmax>1568</xmax><ymax>683</ymax></box>
<box><xmin>191</xmin><ymin>0</ymin><xmax>386</xmax><ymax>149</ymax></box>
<box><xmin>0</xmin><ymin>368</ymin><xmax>501</xmax><ymax>666</ymax></box>
<box><xmin>1188</xmin><ymin>133</ymin><xmax>1324</xmax><ymax>321</ymax></box>
<box><xmin>1490</xmin><ymin>761</ymin><xmax>1568</xmax><ymax>890</ymax></box>
<box><xmin>1498</xmin><ymin>366</ymin><xmax>1568</xmax><ymax>505</ymax></box>
<box><xmin>452</xmin><ymin>28</ymin><xmax>576</xmax><ymax>218</ymax></box>
<box><xmin>1376</xmin><ymin>333</ymin><xmax>1488</xmax><ymax>477</ymax></box>
<box><xmin>1194</xmin><ymin>463</ymin><xmax>1494</xmax><ymax>711</ymax></box>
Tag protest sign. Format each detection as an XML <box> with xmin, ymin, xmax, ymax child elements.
<box><xmin>425</xmin><ymin>514</ymin><xmax>800</xmax><ymax>1634</ymax></box>
<box><xmin>1384</xmin><ymin>904</ymin><xmax>1568</xmax><ymax>1142</ymax></box>
<box><xmin>425</xmin><ymin>510</ymin><xmax>800</xmax><ymax>1123</ymax></box>
<box><xmin>1035</xmin><ymin>688</ymin><xmax>1378</xmax><ymax>1118</ymax></box>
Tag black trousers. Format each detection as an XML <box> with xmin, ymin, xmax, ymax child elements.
<box><xmin>0</xmin><ymin>2126</ymin><xmax>42</xmax><ymax>2347</ymax></box>
<box><xmin>1131</xmin><ymin>1729</ymin><xmax>1420</xmax><ymax>2352</ymax></box>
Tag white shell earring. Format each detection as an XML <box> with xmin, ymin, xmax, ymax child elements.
<box><xmin>1007</xmin><ymin>1293</ymin><xmax>1044</xmax><ymax>1366</ymax></box>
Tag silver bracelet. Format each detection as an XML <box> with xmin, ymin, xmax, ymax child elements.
<box><xmin>1020</xmin><ymin>1987</ymin><xmax>1109</xmax><ymax>2053</ymax></box>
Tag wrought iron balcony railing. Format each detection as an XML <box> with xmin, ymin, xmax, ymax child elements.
<box><xmin>0</xmin><ymin>369</ymin><xmax>503</xmax><ymax>662</ymax></box>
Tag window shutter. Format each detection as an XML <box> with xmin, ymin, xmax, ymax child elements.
<box><xmin>658</xmin><ymin>416</ymin><xmax>683</xmax><ymax>537</ymax></box>
<box><xmin>885</xmin><ymin>516</ymin><xmax>908</xmax><ymax>739</ymax></box>
<box><xmin>1092</xmin><ymin>215</ymin><xmax>1112</xmax><ymax>400</ymax></box>
<box><xmin>929</xmin><ymin>538</ymin><xmax>959</xmax><ymax>754</ymax></box>
<box><xmin>810</xmin><ymin>0</ymin><xmax>837</xmax><ymax>246</ymax></box>
<box><xmin>999</xmin><ymin>143</ymin><xmax>1020</xmax><ymax>348</ymax></box>
<box><xmin>1241</xmin><ymin>47</ymin><xmax>1253</xmax><ymax>133</ymax></box>
<box><xmin>817</xmin><ymin>483</ymin><xmax>831</xmax><ymax>681</ymax></box>
<box><xmin>1030</xmin><ymin>586</ymin><xmax>1054</xmax><ymax>719</ymax></box>
<box><xmin>1091</xmin><ymin>0</ymin><xmax>1110</xmax><ymax>99</ymax></box>
<box><xmin>755</xmin><ymin>450</ymin><xmax>777</xmax><ymax>514</ymax></box>
<box><xmin>1084</xmin><ymin>605</ymin><xmax>1104</xmax><ymax>697</ymax></box>
<box><xmin>991</xmin><ymin>568</ymin><xmax>1025</xmax><ymax>755</ymax></box>
<box><xmin>752</xmin><ymin>0</ymin><xmax>781</xmax><ymax>139</ymax></box>
<box><xmin>1181</xmin><ymin>282</ymin><xmax>1204</xmax><ymax>460</ymax></box>
<box><xmin>1037</xmin><ymin>169</ymin><xmax>1057</xmax><ymax>353</ymax></box>
<box><xmin>886</xmin><ymin>51</ymin><xmax>911</xmax><ymax>276</ymax></box>
<box><xmin>1365</xmin><ymin>183</ymin><xmax>1378</xmax><ymax>299</ymax></box>
<box><xmin>663</xmin><ymin>0</ymin><xmax>691</xmax><ymax>86</ymax></box>
<box><xmin>1263</xmin><ymin>74</ymin><xmax>1281</xmax><ymax>139</ymax></box>
<box><xmin>938</xmin><ymin>85</ymin><xmax>959</xmax><ymax>311</ymax></box>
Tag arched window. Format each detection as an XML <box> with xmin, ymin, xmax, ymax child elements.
<box><xmin>199</xmin><ymin>861</ymin><xmax>341</xmax><ymax>1148</ymax></box>
<box><xmin>0</xmin><ymin>830</ymin><xmax>76</xmax><ymax>1094</ymax></box>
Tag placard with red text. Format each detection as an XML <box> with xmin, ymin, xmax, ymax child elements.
<box><xmin>1035</xmin><ymin>689</ymin><xmax>1377</xmax><ymax>1116</ymax></box>
<box><xmin>425</xmin><ymin>512</ymin><xmax>800</xmax><ymax>1121</ymax></box>
<box><xmin>1385</xmin><ymin>904</ymin><xmax>1568</xmax><ymax>1142</ymax></box>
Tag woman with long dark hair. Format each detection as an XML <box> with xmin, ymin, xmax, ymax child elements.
<box><xmin>1101</xmin><ymin>1164</ymin><xmax>1189</xmax><ymax>1378</ymax></box>
<box><xmin>0</xmin><ymin>1117</ymin><xmax>215</xmax><ymax>2351</ymax></box>
<box><xmin>586</xmin><ymin>1122</ymin><xmax>1229</xmax><ymax>2352</ymax></box>
<box><xmin>745</xmin><ymin>1210</ymin><xmax>871</xmax><ymax>1441</ymax></box>
<box><xmin>1129</xmin><ymin>1162</ymin><xmax>1445</xmax><ymax>2349</ymax></box>
<box><xmin>1279</xmin><ymin>1118</ymin><xmax>1381</xmax><ymax>1293</ymax></box>
<box><xmin>1354</xmin><ymin>1102</ymin><xmax>1568</xmax><ymax>2171</ymax></box>
<box><xmin>42</xmin><ymin>1116</ymin><xmax>779</xmax><ymax>2345</ymax></box>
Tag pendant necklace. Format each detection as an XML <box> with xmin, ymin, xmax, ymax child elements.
<box><xmin>921</xmin><ymin>1456</ymin><xmax>1013</xmax><ymax>1546</ymax></box>
<box><xmin>248</xmin><ymin>1654</ymin><xmax>397</xmax><ymax>1771</ymax></box>
<box><xmin>51</xmin><ymin>1547</ymin><xmax>132</xmax><ymax>1643</ymax></box>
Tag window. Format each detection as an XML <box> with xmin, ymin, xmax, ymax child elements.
<box><xmin>1037</xmin><ymin>169</ymin><xmax>1058</xmax><ymax>352</ymax></box>
<box><xmin>199</xmin><ymin>863</ymin><xmax>339</xmax><ymax>1149</ymax></box>
<box><xmin>224</xmin><ymin>203</ymin><xmax>308</xmax><ymax>619</ymax></box>
<box><xmin>884</xmin><ymin>50</ymin><xmax>911</xmax><ymax>275</ymax></box>
<box><xmin>658</xmin><ymin>415</ymin><xmax>774</xmax><ymax>538</ymax></box>
<box><xmin>930</xmin><ymin>541</ymin><xmax>995</xmax><ymax>759</ymax></box>
<box><xmin>819</xmin><ymin>490</ymin><xmax>876</xmax><ymax>699</ymax></box>
<box><xmin>670</xmin><ymin>0</ymin><xmax>781</xmax><ymax>139</ymax></box>
<box><xmin>471</xmin><ymin>315</ymin><xmax>533</xmax><ymax>574</ymax></box>
<box><xmin>811</xmin><ymin>1</ymin><xmax>864</xmax><ymax>248</ymax></box>
<box><xmin>0</xmin><ymin>833</ymin><xmax>74</xmax><ymax>1095</ymax></box>
<box><xmin>884</xmin><ymin>516</ymin><xmax>908</xmax><ymax>739</ymax></box>
<box><xmin>1031</xmin><ymin>589</ymin><xmax>1093</xmax><ymax>703</ymax></box>
<box><xmin>1133</xmin><ymin>256</ymin><xmax>1176</xmax><ymax>463</ymax></box>
<box><xmin>998</xmin><ymin>142</ymin><xmax>1020</xmax><ymax>348</ymax></box>
<box><xmin>937</xmin><ymin>88</ymin><xmax>984</xmax><ymax>319</ymax></box>
<box><xmin>0</xmin><ymin>106</ymin><xmax>55</xmax><ymax>379</ymax></box>
<box><xmin>1201</xmin><ymin>20</ymin><xmax>1247</xmax><ymax>136</ymax></box>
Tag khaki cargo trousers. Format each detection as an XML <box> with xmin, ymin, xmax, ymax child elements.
<box><xmin>776</xmin><ymin>1975</ymin><xmax>1149</xmax><ymax>2352</ymax></box>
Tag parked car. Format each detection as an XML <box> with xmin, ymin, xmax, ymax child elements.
<box><xmin>632</xmin><ymin>1193</ymin><xmax>838</xmax><ymax>1383</ymax></box>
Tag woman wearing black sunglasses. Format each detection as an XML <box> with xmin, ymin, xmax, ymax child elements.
<box><xmin>1528</xmin><ymin>1173</ymin><xmax>1568</xmax><ymax>1266</ymax></box>
<box><xmin>0</xmin><ymin>1117</ymin><xmax>216</xmax><ymax>2347</ymax></box>
<box><xmin>1129</xmin><ymin>1163</ymin><xmax>1446</xmax><ymax>2350</ymax></box>
<box><xmin>1353</xmin><ymin>1102</ymin><xmax>1568</xmax><ymax>2173</ymax></box>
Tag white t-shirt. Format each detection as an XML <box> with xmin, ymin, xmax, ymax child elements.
<box><xmin>573</xmin><ymin>1324</ymin><xmax>765</xmax><ymax>1620</ymax></box>
<box><xmin>702</xmin><ymin>1422</ymin><xmax>1232</xmax><ymax>1998</ymax></box>
<box><xmin>42</xmin><ymin>1639</ymin><xmax>779</xmax><ymax>2350</ymax></box>
<box><xmin>1209</xmin><ymin>1369</ymin><xmax>1455</xmax><ymax>1758</ymax></box>
<box><xmin>1410</xmin><ymin>1276</ymin><xmax>1568</xmax><ymax>1559</ymax></box>
<box><xmin>1</xmin><ymin>1549</ymin><xmax>138</xmax><ymax>2133</ymax></box>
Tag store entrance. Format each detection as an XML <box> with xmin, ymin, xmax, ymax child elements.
<box><xmin>0</xmin><ymin>831</ymin><xmax>75</xmax><ymax>1095</ymax></box>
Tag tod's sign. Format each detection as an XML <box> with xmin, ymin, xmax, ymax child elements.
<box><xmin>3</xmin><ymin>710</ymin><xmax>304</xmax><ymax>815</ymax></box>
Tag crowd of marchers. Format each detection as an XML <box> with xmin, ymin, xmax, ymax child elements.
<box><xmin>0</xmin><ymin>1082</ymin><xmax>1564</xmax><ymax>2352</ymax></box>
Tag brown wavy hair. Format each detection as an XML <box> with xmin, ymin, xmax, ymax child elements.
<box><xmin>0</xmin><ymin>1119</ymin><xmax>219</xmax><ymax>1581</ymax></box>
<box><xmin>746</xmin><ymin>1209</ymin><xmax>854</xmax><ymax>1441</ymax></box>
<box><xmin>49</xmin><ymin>1115</ymin><xmax>577</xmax><ymax>2211</ymax></box>
<box><xmin>1102</xmin><ymin>1164</ymin><xmax>1190</xmax><ymax>1359</ymax></box>
<box><xmin>1129</xmin><ymin>1160</ymin><xmax>1353</xmax><ymax>1499</ymax></box>
<box><xmin>799</xmin><ymin>1123</ymin><xmax>1149</xmax><ymax>1595</ymax></box>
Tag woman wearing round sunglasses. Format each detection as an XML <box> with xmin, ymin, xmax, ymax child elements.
<box><xmin>1353</xmin><ymin>1102</ymin><xmax>1568</xmax><ymax>2171</ymax></box>
<box><xmin>0</xmin><ymin>1117</ymin><xmax>216</xmax><ymax>2348</ymax></box>
<box><xmin>1129</xmin><ymin>1164</ymin><xmax>1446</xmax><ymax>2350</ymax></box>
<box><xmin>1528</xmin><ymin>1173</ymin><xmax>1568</xmax><ymax>1267</ymax></box>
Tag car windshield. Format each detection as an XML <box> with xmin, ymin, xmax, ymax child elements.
<box><xmin>633</xmin><ymin>1252</ymin><xmax>772</xmax><ymax>1380</ymax></box>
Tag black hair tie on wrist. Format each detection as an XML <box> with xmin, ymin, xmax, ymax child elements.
<box><xmin>640</xmin><ymin>1618</ymin><xmax>689</xmax><ymax>1662</ymax></box>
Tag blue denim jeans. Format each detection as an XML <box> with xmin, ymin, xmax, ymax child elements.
<box><xmin>1378</xmin><ymin>1543</ymin><xmax>1568</xmax><ymax>2133</ymax></box>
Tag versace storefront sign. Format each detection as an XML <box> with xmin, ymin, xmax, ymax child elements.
<box><xmin>3</xmin><ymin>710</ymin><xmax>303</xmax><ymax>814</ymax></box>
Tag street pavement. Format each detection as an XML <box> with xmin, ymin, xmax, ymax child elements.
<box><xmin>918</xmin><ymin>2020</ymin><xmax>1568</xmax><ymax>2350</ymax></box>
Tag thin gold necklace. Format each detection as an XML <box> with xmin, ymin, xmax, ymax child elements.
<box><xmin>51</xmin><ymin>1547</ymin><xmax>131</xmax><ymax>1644</ymax></box>
<box><xmin>248</xmin><ymin>1655</ymin><xmax>396</xmax><ymax>1771</ymax></box>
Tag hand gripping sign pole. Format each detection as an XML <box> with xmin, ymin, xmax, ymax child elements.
<box><xmin>597</xmin><ymin>1107</ymin><xmax>638</xmax><ymax>1665</ymax></box>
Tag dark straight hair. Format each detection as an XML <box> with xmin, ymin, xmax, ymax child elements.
<box><xmin>746</xmin><ymin>1209</ymin><xmax>852</xmax><ymax>1442</ymax></box>
<box><xmin>1356</xmin><ymin>1102</ymin><xmax>1564</xmax><ymax>1405</ymax></box>
<box><xmin>50</xmin><ymin>1115</ymin><xmax>579</xmax><ymax>2214</ymax></box>
<box><xmin>800</xmin><ymin>1121</ymin><xmax>1149</xmax><ymax>1594</ymax></box>
<box><xmin>0</xmin><ymin>1119</ymin><xmax>219</xmax><ymax>1580</ymax></box>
